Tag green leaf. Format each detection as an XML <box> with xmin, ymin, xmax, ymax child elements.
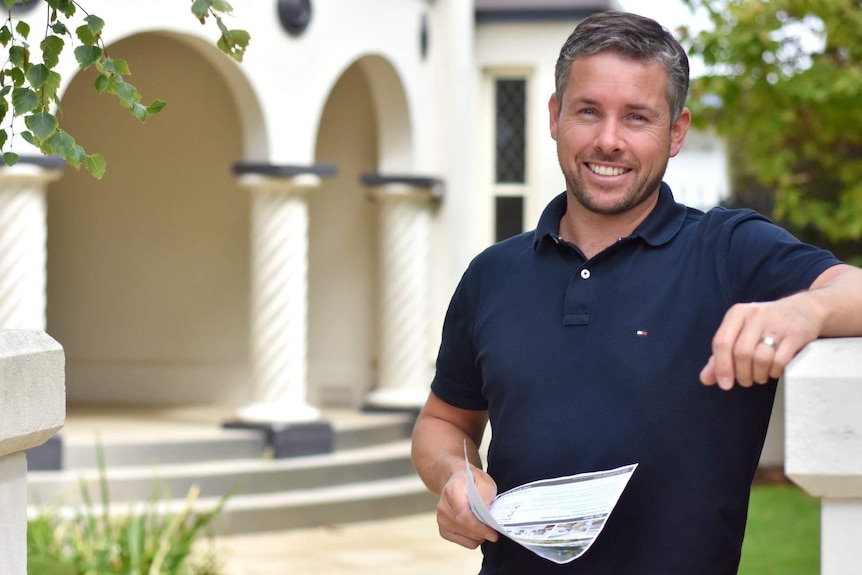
<box><xmin>74</xmin><ymin>44</ymin><xmax>103</xmax><ymax>69</ymax></box>
<box><xmin>9</xmin><ymin>45</ymin><xmax>28</xmax><ymax>68</ymax></box>
<box><xmin>115</xmin><ymin>81</ymin><xmax>140</xmax><ymax>106</ymax></box>
<box><xmin>12</xmin><ymin>87</ymin><xmax>39</xmax><ymax>114</ymax></box>
<box><xmin>110</xmin><ymin>58</ymin><xmax>131</xmax><ymax>76</ymax></box>
<box><xmin>0</xmin><ymin>99</ymin><xmax>6</xmax><ymax>123</ymax></box>
<box><xmin>85</xmin><ymin>154</ymin><xmax>106</xmax><ymax>179</ymax></box>
<box><xmin>15</xmin><ymin>20</ymin><xmax>30</xmax><ymax>40</ymax></box>
<box><xmin>0</xmin><ymin>26</ymin><xmax>11</xmax><ymax>47</ymax></box>
<box><xmin>191</xmin><ymin>0</ymin><xmax>210</xmax><ymax>20</ymax></box>
<box><xmin>3</xmin><ymin>151</ymin><xmax>18</xmax><ymax>167</ymax></box>
<box><xmin>75</xmin><ymin>23</ymin><xmax>98</xmax><ymax>46</ymax></box>
<box><xmin>8</xmin><ymin>67</ymin><xmax>24</xmax><ymax>87</ymax></box>
<box><xmin>25</xmin><ymin>111</ymin><xmax>59</xmax><ymax>141</ymax></box>
<box><xmin>2</xmin><ymin>0</ymin><xmax>17</xmax><ymax>10</ymax></box>
<box><xmin>129</xmin><ymin>102</ymin><xmax>147</xmax><ymax>121</ymax></box>
<box><xmin>50</xmin><ymin>22</ymin><xmax>68</xmax><ymax>36</ymax></box>
<box><xmin>94</xmin><ymin>73</ymin><xmax>109</xmax><ymax>93</ymax></box>
<box><xmin>45</xmin><ymin>129</ymin><xmax>75</xmax><ymax>158</ymax></box>
<box><xmin>40</xmin><ymin>35</ymin><xmax>65</xmax><ymax>69</ymax></box>
<box><xmin>20</xmin><ymin>130</ymin><xmax>35</xmax><ymax>146</ymax></box>
<box><xmin>84</xmin><ymin>15</ymin><xmax>105</xmax><ymax>38</ymax></box>
<box><xmin>146</xmin><ymin>99</ymin><xmax>167</xmax><ymax>115</ymax></box>
<box><xmin>209</xmin><ymin>0</ymin><xmax>234</xmax><ymax>12</ymax></box>
<box><xmin>0</xmin><ymin>129</ymin><xmax>6</xmax><ymax>149</ymax></box>
<box><xmin>26</xmin><ymin>63</ymin><xmax>50</xmax><ymax>89</ymax></box>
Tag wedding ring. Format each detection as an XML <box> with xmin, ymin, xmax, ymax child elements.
<box><xmin>759</xmin><ymin>335</ymin><xmax>777</xmax><ymax>349</ymax></box>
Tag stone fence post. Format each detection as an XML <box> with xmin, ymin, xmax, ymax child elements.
<box><xmin>784</xmin><ymin>337</ymin><xmax>862</xmax><ymax>575</ymax></box>
<box><xmin>0</xmin><ymin>330</ymin><xmax>65</xmax><ymax>575</ymax></box>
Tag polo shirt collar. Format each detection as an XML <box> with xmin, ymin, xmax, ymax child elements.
<box><xmin>533</xmin><ymin>182</ymin><xmax>687</xmax><ymax>251</ymax></box>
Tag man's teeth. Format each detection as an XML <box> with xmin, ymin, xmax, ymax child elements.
<box><xmin>588</xmin><ymin>164</ymin><xmax>626</xmax><ymax>176</ymax></box>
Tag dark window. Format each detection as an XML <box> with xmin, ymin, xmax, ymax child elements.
<box><xmin>495</xmin><ymin>196</ymin><xmax>524</xmax><ymax>242</ymax></box>
<box><xmin>495</xmin><ymin>79</ymin><xmax>526</xmax><ymax>183</ymax></box>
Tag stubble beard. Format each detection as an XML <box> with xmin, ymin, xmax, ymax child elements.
<box><xmin>564</xmin><ymin>159</ymin><xmax>667</xmax><ymax>217</ymax></box>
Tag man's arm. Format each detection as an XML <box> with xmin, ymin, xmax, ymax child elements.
<box><xmin>701</xmin><ymin>263</ymin><xmax>862</xmax><ymax>389</ymax></box>
<box><xmin>411</xmin><ymin>391</ymin><xmax>499</xmax><ymax>549</ymax></box>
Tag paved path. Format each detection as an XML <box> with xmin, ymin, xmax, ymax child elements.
<box><xmin>214</xmin><ymin>512</ymin><xmax>482</xmax><ymax>575</ymax></box>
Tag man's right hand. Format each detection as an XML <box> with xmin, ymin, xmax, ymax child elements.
<box><xmin>436</xmin><ymin>465</ymin><xmax>499</xmax><ymax>549</ymax></box>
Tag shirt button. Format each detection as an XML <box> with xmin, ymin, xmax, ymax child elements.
<box><xmin>580</xmin><ymin>269</ymin><xmax>591</xmax><ymax>279</ymax></box>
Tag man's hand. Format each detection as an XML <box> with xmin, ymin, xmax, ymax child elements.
<box><xmin>700</xmin><ymin>263</ymin><xmax>862</xmax><ymax>390</ymax></box>
<box><xmin>436</xmin><ymin>465</ymin><xmax>499</xmax><ymax>549</ymax></box>
<box><xmin>699</xmin><ymin>296</ymin><xmax>822</xmax><ymax>390</ymax></box>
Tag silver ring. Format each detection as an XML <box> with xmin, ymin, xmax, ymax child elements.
<box><xmin>759</xmin><ymin>335</ymin><xmax>778</xmax><ymax>349</ymax></box>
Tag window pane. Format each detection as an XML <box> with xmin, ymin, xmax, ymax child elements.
<box><xmin>495</xmin><ymin>195</ymin><xmax>524</xmax><ymax>242</ymax></box>
<box><xmin>495</xmin><ymin>79</ymin><xmax>526</xmax><ymax>184</ymax></box>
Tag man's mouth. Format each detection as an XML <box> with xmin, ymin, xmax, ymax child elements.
<box><xmin>586</xmin><ymin>163</ymin><xmax>628</xmax><ymax>177</ymax></box>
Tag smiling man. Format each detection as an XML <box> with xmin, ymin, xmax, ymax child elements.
<box><xmin>411</xmin><ymin>10</ymin><xmax>862</xmax><ymax>575</ymax></box>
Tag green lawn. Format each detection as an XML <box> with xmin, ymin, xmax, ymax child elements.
<box><xmin>738</xmin><ymin>484</ymin><xmax>820</xmax><ymax>575</ymax></box>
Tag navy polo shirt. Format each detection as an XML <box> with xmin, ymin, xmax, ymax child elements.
<box><xmin>431</xmin><ymin>184</ymin><xmax>840</xmax><ymax>575</ymax></box>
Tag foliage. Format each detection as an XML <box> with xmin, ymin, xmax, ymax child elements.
<box><xmin>0</xmin><ymin>0</ymin><xmax>249</xmax><ymax>178</ymax></box>
<box><xmin>680</xmin><ymin>0</ymin><xmax>862</xmax><ymax>260</ymax></box>
<box><xmin>738</xmin><ymin>484</ymin><xmax>820</xmax><ymax>575</ymax></box>
<box><xmin>28</xmin><ymin>446</ymin><xmax>231</xmax><ymax>575</ymax></box>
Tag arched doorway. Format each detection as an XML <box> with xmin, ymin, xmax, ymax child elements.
<box><xmin>47</xmin><ymin>33</ymin><xmax>251</xmax><ymax>406</ymax></box>
<box><xmin>308</xmin><ymin>55</ymin><xmax>413</xmax><ymax>407</ymax></box>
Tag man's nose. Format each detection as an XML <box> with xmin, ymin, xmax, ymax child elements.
<box><xmin>594</xmin><ymin>119</ymin><xmax>623</xmax><ymax>153</ymax></box>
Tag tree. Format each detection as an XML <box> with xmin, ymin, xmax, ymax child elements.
<box><xmin>680</xmin><ymin>0</ymin><xmax>862</xmax><ymax>261</ymax></box>
<box><xmin>0</xmin><ymin>0</ymin><xmax>249</xmax><ymax>178</ymax></box>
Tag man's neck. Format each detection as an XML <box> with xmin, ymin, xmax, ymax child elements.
<box><xmin>559</xmin><ymin>192</ymin><xmax>659</xmax><ymax>259</ymax></box>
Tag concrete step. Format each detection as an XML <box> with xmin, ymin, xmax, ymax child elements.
<box><xmin>29</xmin><ymin>440</ymin><xmax>416</xmax><ymax>506</ymax></box>
<box><xmin>28</xmin><ymin>409</ymin><xmax>430</xmax><ymax>533</ymax></box>
<box><xmin>58</xmin><ymin>411</ymin><xmax>416</xmax><ymax>469</ymax></box>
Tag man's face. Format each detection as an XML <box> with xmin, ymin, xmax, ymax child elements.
<box><xmin>549</xmin><ymin>52</ymin><xmax>690</xmax><ymax>216</ymax></box>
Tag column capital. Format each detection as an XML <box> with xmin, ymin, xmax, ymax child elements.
<box><xmin>233</xmin><ymin>162</ymin><xmax>337</xmax><ymax>194</ymax></box>
<box><xmin>361</xmin><ymin>173</ymin><xmax>445</xmax><ymax>203</ymax></box>
<box><xmin>0</xmin><ymin>155</ymin><xmax>64</xmax><ymax>186</ymax></box>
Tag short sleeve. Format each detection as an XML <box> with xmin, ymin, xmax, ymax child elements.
<box><xmin>430</xmin><ymin>266</ymin><xmax>488</xmax><ymax>411</ymax></box>
<box><xmin>720</xmin><ymin>210</ymin><xmax>841</xmax><ymax>303</ymax></box>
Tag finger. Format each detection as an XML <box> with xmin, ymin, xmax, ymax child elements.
<box><xmin>699</xmin><ymin>355</ymin><xmax>717</xmax><ymax>386</ymax></box>
<box><xmin>732</xmin><ymin>321</ymin><xmax>766</xmax><ymax>388</ymax></box>
<box><xmin>751</xmin><ymin>336</ymin><xmax>777</xmax><ymax>384</ymax></box>
<box><xmin>711</xmin><ymin>305</ymin><xmax>749</xmax><ymax>390</ymax></box>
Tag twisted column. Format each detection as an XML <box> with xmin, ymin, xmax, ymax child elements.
<box><xmin>365</xmin><ymin>179</ymin><xmax>440</xmax><ymax>410</ymax></box>
<box><xmin>0</xmin><ymin>160</ymin><xmax>63</xmax><ymax>330</ymax></box>
<box><xmin>236</xmin><ymin>173</ymin><xmax>320</xmax><ymax>423</ymax></box>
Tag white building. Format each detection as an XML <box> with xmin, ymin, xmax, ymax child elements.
<box><xmin>1</xmin><ymin>0</ymin><xmax>727</xmax><ymax>422</ymax></box>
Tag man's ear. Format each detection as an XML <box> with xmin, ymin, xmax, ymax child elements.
<box><xmin>549</xmin><ymin>93</ymin><xmax>560</xmax><ymax>141</ymax></box>
<box><xmin>669</xmin><ymin>107</ymin><xmax>691</xmax><ymax>158</ymax></box>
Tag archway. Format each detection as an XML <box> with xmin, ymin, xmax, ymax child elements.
<box><xmin>47</xmin><ymin>33</ymin><xmax>251</xmax><ymax>406</ymax></box>
<box><xmin>308</xmin><ymin>55</ymin><xmax>413</xmax><ymax>407</ymax></box>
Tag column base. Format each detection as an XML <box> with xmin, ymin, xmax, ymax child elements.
<box><xmin>223</xmin><ymin>419</ymin><xmax>334</xmax><ymax>459</ymax></box>
<box><xmin>363</xmin><ymin>388</ymin><xmax>427</xmax><ymax>413</ymax></box>
<box><xmin>234</xmin><ymin>401</ymin><xmax>320</xmax><ymax>424</ymax></box>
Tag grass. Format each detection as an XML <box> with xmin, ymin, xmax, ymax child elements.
<box><xmin>738</xmin><ymin>483</ymin><xmax>820</xmax><ymax>575</ymax></box>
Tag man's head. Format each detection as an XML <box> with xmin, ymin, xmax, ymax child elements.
<box><xmin>555</xmin><ymin>11</ymin><xmax>690</xmax><ymax>122</ymax></box>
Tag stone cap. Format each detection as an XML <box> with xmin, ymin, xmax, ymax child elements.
<box><xmin>785</xmin><ymin>337</ymin><xmax>862</xmax><ymax>498</ymax></box>
<box><xmin>0</xmin><ymin>330</ymin><xmax>65</xmax><ymax>458</ymax></box>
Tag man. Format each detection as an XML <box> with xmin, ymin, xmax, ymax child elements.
<box><xmin>411</xmin><ymin>10</ymin><xmax>862</xmax><ymax>575</ymax></box>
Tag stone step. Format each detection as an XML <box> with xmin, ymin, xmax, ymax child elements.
<box><xmin>57</xmin><ymin>411</ymin><xmax>416</xmax><ymax>469</ymax></box>
<box><xmin>29</xmin><ymin>440</ymin><xmax>416</xmax><ymax>506</ymax></box>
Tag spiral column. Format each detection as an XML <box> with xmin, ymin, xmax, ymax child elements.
<box><xmin>364</xmin><ymin>177</ymin><xmax>441</xmax><ymax>410</ymax></box>
<box><xmin>0</xmin><ymin>159</ymin><xmax>63</xmax><ymax>330</ymax></box>
<box><xmin>235</xmin><ymin>172</ymin><xmax>320</xmax><ymax>423</ymax></box>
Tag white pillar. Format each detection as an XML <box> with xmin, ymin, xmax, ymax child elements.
<box><xmin>236</xmin><ymin>173</ymin><xmax>320</xmax><ymax>423</ymax></box>
<box><xmin>784</xmin><ymin>337</ymin><xmax>862</xmax><ymax>575</ymax></box>
<box><xmin>0</xmin><ymin>329</ymin><xmax>66</xmax><ymax>575</ymax></box>
<box><xmin>365</xmin><ymin>181</ymin><xmax>438</xmax><ymax>410</ymax></box>
<box><xmin>0</xmin><ymin>160</ymin><xmax>63</xmax><ymax>329</ymax></box>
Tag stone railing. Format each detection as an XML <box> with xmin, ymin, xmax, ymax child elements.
<box><xmin>784</xmin><ymin>337</ymin><xmax>862</xmax><ymax>575</ymax></box>
<box><xmin>0</xmin><ymin>330</ymin><xmax>65</xmax><ymax>575</ymax></box>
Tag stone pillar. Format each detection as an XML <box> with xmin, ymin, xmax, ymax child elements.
<box><xmin>784</xmin><ymin>337</ymin><xmax>862</xmax><ymax>575</ymax></box>
<box><xmin>363</xmin><ymin>175</ymin><xmax>442</xmax><ymax>410</ymax></box>
<box><xmin>0</xmin><ymin>330</ymin><xmax>65</xmax><ymax>575</ymax></box>
<box><xmin>234</xmin><ymin>169</ymin><xmax>321</xmax><ymax>423</ymax></box>
<box><xmin>0</xmin><ymin>158</ymin><xmax>64</xmax><ymax>329</ymax></box>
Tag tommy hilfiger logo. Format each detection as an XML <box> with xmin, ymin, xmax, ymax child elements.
<box><xmin>636</xmin><ymin>330</ymin><xmax>649</xmax><ymax>337</ymax></box>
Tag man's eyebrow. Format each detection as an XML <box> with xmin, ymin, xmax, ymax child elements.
<box><xmin>570</xmin><ymin>96</ymin><xmax>658</xmax><ymax>114</ymax></box>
